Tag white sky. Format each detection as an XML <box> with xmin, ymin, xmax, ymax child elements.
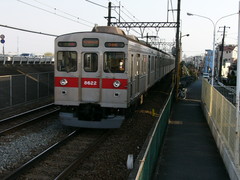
<box><xmin>0</xmin><ymin>0</ymin><xmax>239</xmax><ymax>57</ymax></box>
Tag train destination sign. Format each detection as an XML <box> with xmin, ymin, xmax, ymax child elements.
<box><xmin>58</xmin><ymin>42</ymin><xmax>77</xmax><ymax>47</ymax></box>
<box><xmin>105</xmin><ymin>42</ymin><xmax>125</xmax><ymax>48</ymax></box>
<box><xmin>82</xmin><ymin>38</ymin><xmax>99</xmax><ymax>47</ymax></box>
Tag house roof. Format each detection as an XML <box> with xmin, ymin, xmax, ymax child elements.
<box><xmin>224</xmin><ymin>45</ymin><xmax>236</xmax><ymax>51</ymax></box>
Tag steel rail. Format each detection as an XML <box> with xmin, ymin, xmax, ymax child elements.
<box><xmin>3</xmin><ymin>130</ymin><xmax>79</xmax><ymax>180</ymax></box>
<box><xmin>0</xmin><ymin>103</ymin><xmax>55</xmax><ymax>123</ymax></box>
<box><xmin>0</xmin><ymin>104</ymin><xmax>60</xmax><ymax>135</ymax></box>
<box><xmin>55</xmin><ymin>130</ymin><xmax>111</xmax><ymax>180</ymax></box>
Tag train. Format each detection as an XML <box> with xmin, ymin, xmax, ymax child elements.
<box><xmin>54</xmin><ymin>26</ymin><xmax>175</xmax><ymax>128</ymax></box>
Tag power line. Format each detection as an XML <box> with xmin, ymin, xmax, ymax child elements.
<box><xmin>111</xmin><ymin>1</ymin><xmax>156</xmax><ymax>36</ymax></box>
<box><xmin>85</xmin><ymin>0</ymin><xmax>107</xmax><ymax>9</ymax></box>
<box><xmin>0</xmin><ymin>24</ymin><xmax>58</xmax><ymax>37</ymax></box>
<box><xmin>111</xmin><ymin>8</ymin><xmax>141</xmax><ymax>36</ymax></box>
<box><xmin>33</xmin><ymin>0</ymin><xmax>94</xmax><ymax>25</ymax></box>
<box><xmin>17</xmin><ymin>0</ymin><xmax>93</xmax><ymax>27</ymax></box>
<box><xmin>169</xmin><ymin>0</ymin><xmax>175</xmax><ymax>22</ymax></box>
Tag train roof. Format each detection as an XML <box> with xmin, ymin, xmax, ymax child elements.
<box><xmin>92</xmin><ymin>26</ymin><xmax>126</xmax><ymax>36</ymax></box>
<box><xmin>56</xmin><ymin>26</ymin><xmax>174</xmax><ymax>57</ymax></box>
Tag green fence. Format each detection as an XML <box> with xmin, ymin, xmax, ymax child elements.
<box><xmin>129</xmin><ymin>89</ymin><xmax>174</xmax><ymax>180</ymax></box>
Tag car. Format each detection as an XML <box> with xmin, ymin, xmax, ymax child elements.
<box><xmin>202</xmin><ymin>73</ymin><xmax>210</xmax><ymax>79</ymax></box>
<box><xmin>20</xmin><ymin>53</ymin><xmax>35</xmax><ymax>57</ymax></box>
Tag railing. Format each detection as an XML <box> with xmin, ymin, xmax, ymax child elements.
<box><xmin>215</xmin><ymin>81</ymin><xmax>236</xmax><ymax>105</ymax></box>
<box><xmin>201</xmin><ymin>79</ymin><xmax>240</xmax><ymax>180</ymax></box>
<box><xmin>128</xmin><ymin>89</ymin><xmax>174</xmax><ymax>180</ymax></box>
<box><xmin>0</xmin><ymin>55</ymin><xmax>53</xmax><ymax>64</ymax></box>
<box><xmin>0</xmin><ymin>72</ymin><xmax>54</xmax><ymax>110</ymax></box>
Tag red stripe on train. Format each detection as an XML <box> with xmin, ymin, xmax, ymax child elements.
<box><xmin>55</xmin><ymin>77</ymin><xmax>79</xmax><ymax>87</ymax></box>
<box><xmin>55</xmin><ymin>77</ymin><xmax>128</xmax><ymax>89</ymax></box>
<box><xmin>102</xmin><ymin>78</ymin><xmax>128</xmax><ymax>89</ymax></box>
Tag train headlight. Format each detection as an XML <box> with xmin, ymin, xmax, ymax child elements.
<box><xmin>60</xmin><ymin>79</ymin><xmax>68</xmax><ymax>86</ymax></box>
<box><xmin>113</xmin><ymin>80</ymin><xmax>121</xmax><ymax>88</ymax></box>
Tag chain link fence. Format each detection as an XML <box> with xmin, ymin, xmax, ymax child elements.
<box><xmin>0</xmin><ymin>72</ymin><xmax>54</xmax><ymax>110</ymax></box>
<box><xmin>215</xmin><ymin>81</ymin><xmax>236</xmax><ymax>105</ymax></box>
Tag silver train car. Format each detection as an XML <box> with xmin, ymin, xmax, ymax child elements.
<box><xmin>54</xmin><ymin>26</ymin><xmax>175</xmax><ymax>128</ymax></box>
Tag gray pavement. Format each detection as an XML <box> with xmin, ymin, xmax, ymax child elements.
<box><xmin>153</xmin><ymin>78</ymin><xmax>230</xmax><ymax>180</ymax></box>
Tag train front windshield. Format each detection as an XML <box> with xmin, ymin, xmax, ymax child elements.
<box><xmin>57</xmin><ymin>51</ymin><xmax>77</xmax><ymax>72</ymax></box>
<box><xmin>103</xmin><ymin>52</ymin><xmax>125</xmax><ymax>73</ymax></box>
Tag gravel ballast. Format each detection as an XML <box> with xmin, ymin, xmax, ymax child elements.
<box><xmin>0</xmin><ymin>73</ymin><xmax>173</xmax><ymax>179</ymax></box>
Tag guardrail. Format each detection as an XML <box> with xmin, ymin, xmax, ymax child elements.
<box><xmin>0</xmin><ymin>72</ymin><xmax>54</xmax><ymax>110</ymax></box>
<box><xmin>201</xmin><ymin>78</ymin><xmax>240</xmax><ymax>180</ymax></box>
<box><xmin>128</xmin><ymin>89</ymin><xmax>174</xmax><ymax>180</ymax></box>
<box><xmin>0</xmin><ymin>55</ymin><xmax>53</xmax><ymax>64</ymax></box>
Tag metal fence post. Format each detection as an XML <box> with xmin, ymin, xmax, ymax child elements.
<box><xmin>48</xmin><ymin>72</ymin><xmax>50</xmax><ymax>96</ymax></box>
<box><xmin>10</xmin><ymin>75</ymin><xmax>12</xmax><ymax>106</ymax></box>
<box><xmin>37</xmin><ymin>73</ymin><xmax>40</xmax><ymax>99</ymax></box>
<box><xmin>25</xmin><ymin>75</ymin><xmax>27</xmax><ymax>102</ymax></box>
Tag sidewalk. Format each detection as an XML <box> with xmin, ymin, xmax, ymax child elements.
<box><xmin>153</xmin><ymin>78</ymin><xmax>230</xmax><ymax>180</ymax></box>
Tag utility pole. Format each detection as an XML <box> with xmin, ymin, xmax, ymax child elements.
<box><xmin>218</xmin><ymin>26</ymin><xmax>230</xmax><ymax>81</ymax></box>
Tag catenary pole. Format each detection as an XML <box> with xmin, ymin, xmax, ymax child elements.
<box><xmin>107</xmin><ymin>2</ymin><xmax>111</xmax><ymax>26</ymax></box>
<box><xmin>175</xmin><ymin>0</ymin><xmax>181</xmax><ymax>99</ymax></box>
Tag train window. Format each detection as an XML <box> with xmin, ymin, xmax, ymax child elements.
<box><xmin>57</xmin><ymin>51</ymin><xmax>77</xmax><ymax>72</ymax></box>
<box><xmin>84</xmin><ymin>53</ymin><xmax>98</xmax><ymax>72</ymax></box>
<box><xmin>82</xmin><ymin>38</ymin><xmax>99</xmax><ymax>47</ymax></box>
<box><xmin>143</xmin><ymin>55</ymin><xmax>147</xmax><ymax>74</ymax></box>
<box><xmin>103</xmin><ymin>52</ymin><xmax>125</xmax><ymax>73</ymax></box>
<box><xmin>151</xmin><ymin>56</ymin><xmax>155</xmax><ymax>71</ymax></box>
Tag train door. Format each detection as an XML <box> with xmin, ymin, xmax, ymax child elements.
<box><xmin>135</xmin><ymin>54</ymin><xmax>140</xmax><ymax>94</ymax></box>
<box><xmin>147</xmin><ymin>55</ymin><xmax>151</xmax><ymax>86</ymax></box>
<box><xmin>130</xmin><ymin>54</ymin><xmax>134</xmax><ymax>98</ymax></box>
<box><xmin>155</xmin><ymin>56</ymin><xmax>157</xmax><ymax>81</ymax></box>
<box><xmin>81</xmin><ymin>52</ymin><xmax>100</xmax><ymax>102</ymax></box>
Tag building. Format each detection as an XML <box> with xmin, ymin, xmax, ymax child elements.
<box><xmin>192</xmin><ymin>56</ymin><xmax>203</xmax><ymax>71</ymax></box>
<box><xmin>204</xmin><ymin>49</ymin><xmax>213</xmax><ymax>74</ymax></box>
<box><xmin>216</xmin><ymin>44</ymin><xmax>237</xmax><ymax>79</ymax></box>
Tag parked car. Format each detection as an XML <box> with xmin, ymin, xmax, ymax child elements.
<box><xmin>20</xmin><ymin>53</ymin><xmax>35</xmax><ymax>57</ymax></box>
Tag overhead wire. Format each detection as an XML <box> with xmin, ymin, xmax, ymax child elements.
<box><xmin>85</xmin><ymin>0</ymin><xmax>108</xmax><ymax>9</ymax></box>
<box><xmin>110</xmin><ymin>0</ymin><xmax>176</xmax><ymax>51</ymax></box>
<box><xmin>111</xmin><ymin>8</ymin><xmax>141</xmax><ymax>36</ymax></box>
<box><xmin>169</xmin><ymin>0</ymin><xmax>175</xmax><ymax>22</ymax></box>
<box><xmin>17</xmin><ymin>0</ymin><xmax>94</xmax><ymax>28</ymax></box>
<box><xmin>108</xmin><ymin>1</ymin><xmax>141</xmax><ymax>36</ymax></box>
<box><xmin>111</xmin><ymin>1</ymin><xmax>156</xmax><ymax>38</ymax></box>
<box><xmin>13</xmin><ymin>0</ymin><xmax>175</xmax><ymax>46</ymax></box>
<box><xmin>0</xmin><ymin>24</ymin><xmax>58</xmax><ymax>37</ymax></box>
<box><xmin>33</xmin><ymin>0</ymin><xmax>95</xmax><ymax>25</ymax></box>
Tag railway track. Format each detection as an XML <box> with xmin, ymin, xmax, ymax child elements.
<box><xmin>1</xmin><ymin>73</ymin><xmax>173</xmax><ymax>179</ymax></box>
<box><xmin>3</xmin><ymin>129</ymin><xmax>111</xmax><ymax>179</ymax></box>
<box><xmin>0</xmin><ymin>103</ymin><xmax>60</xmax><ymax>135</ymax></box>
